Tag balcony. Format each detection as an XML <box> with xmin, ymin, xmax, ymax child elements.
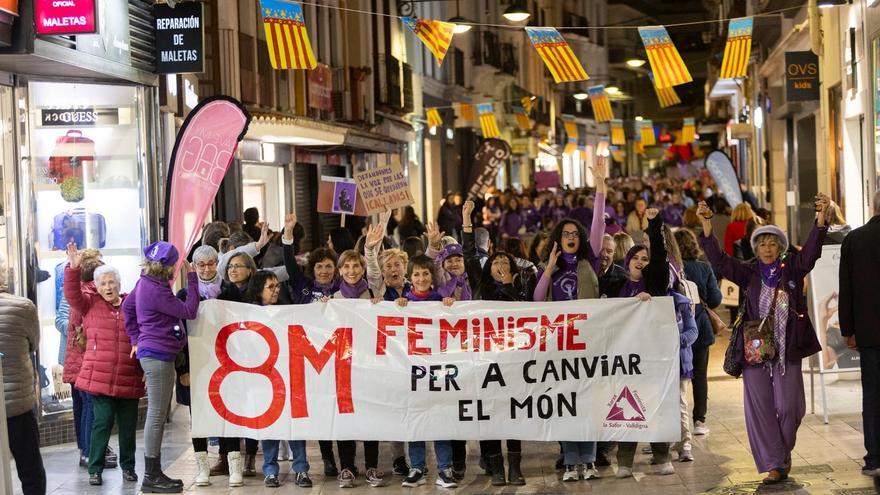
<box><xmin>473</xmin><ymin>31</ymin><xmax>518</xmax><ymax>77</ymax></box>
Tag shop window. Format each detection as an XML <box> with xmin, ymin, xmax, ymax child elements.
<box><xmin>242</xmin><ymin>163</ymin><xmax>287</xmax><ymax>231</ymax></box>
<box><xmin>27</xmin><ymin>82</ymin><xmax>150</xmax><ymax>416</ymax></box>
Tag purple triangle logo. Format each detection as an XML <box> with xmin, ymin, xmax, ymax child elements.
<box><xmin>605</xmin><ymin>386</ymin><xmax>646</xmax><ymax>422</ymax></box>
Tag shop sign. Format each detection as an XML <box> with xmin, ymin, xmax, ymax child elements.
<box><xmin>41</xmin><ymin>107</ymin><xmax>97</xmax><ymax>127</ymax></box>
<box><xmin>785</xmin><ymin>51</ymin><xmax>820</xmax><ymax>102</ymax></box>
<box><xmin>35</xmin><ymin>0</ymin><xmax>96</xmax><ymax>35</ymax></box>
<box><xmin>153</xmin><ymin>2</ymin><xmax>204</xmax><ymax>74</ymax></box>
<box><xmin>308</xmin><ymin>64</ymin><xmax>333</xmax><ymax>112</ymax></box>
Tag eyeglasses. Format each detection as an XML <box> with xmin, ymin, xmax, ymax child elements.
<box><xmin>561</xmin><ymin>231</ymin><xmax>579</xmax><ymax>239</ymax></box>
<box><xmin>264</xmin><ymin>283</ymin><xmax>281</xmax><ymax>290</ymax></box>
<box><xmin>228</xmin><ymin>264</ymin><xmax>250</xmax><ymax>271</ymax></box>
<box><xmin>196</xmin><ymin>261</ymin><xmax>217</xmax><ymax>268</ymax></box>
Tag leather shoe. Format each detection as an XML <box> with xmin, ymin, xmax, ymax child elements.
<box><xmin>762</xmin><ymin>469</ymin><xmax>787</xmax><ymax>484</ymax></box>
<box><xmin>89</xmin><ymin>473</ymin><xmax>102</xmax><ymax>485</ymax></box>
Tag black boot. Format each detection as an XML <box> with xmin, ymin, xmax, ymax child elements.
<box><xmin>479</xmin><ymin>454</ymin><xmax>492</xmax><ymax>475</ymax></box>
<box><xmin>489</xmin><ymin>454</ymin><xmax>506</xmax><ymax>486</ymax></box>
<box><xmin>507</xmin><ymin>452</ymin><xmax>525</xmax><ymax>486</ymax></box>
<box><xmin>141</xmin><ymin>456</ymin><xmax>182</xmax><ymax>493</ymax></box>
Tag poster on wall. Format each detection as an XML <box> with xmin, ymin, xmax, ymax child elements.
<box><xmin>317</xmin><ymin>176</ymin><xmax>367</xmax><ymax>216</ymax></box>
<box><xmin>807</xmin><ymin>244</ymin><xmax>859</xmax><ymax>373</ymax></box>
<box><xmin>354</xmin><ymin>155</ymin><xmax>414</xmax><ymax>215</ymax></box>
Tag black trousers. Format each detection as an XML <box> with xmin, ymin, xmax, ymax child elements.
<box><xmin>337</xmin><ymin>441</ymin><xmax>379</xmax><ymax>470</ymax></box>
<box><xmin>9</xmin><ymin>410</ymin><xmax>46</xmax><ymax>495</ymax></box>
<box><xmin>691</xmin><ymin>344</ymin><xmax>711</xmax><ymax>423</ymax></box>
<box><xmin>451</xmin><ymin>440</ymin><xmax>467</xmax><ymax>469</ymax></box>
<box><xmin>861</xmin><ymin>346</ymin><xmax>880</xmax><ymax>469</ymax></box>
<box><xmin>479</xmin><ymin>440</ymin><xmax>521</xmax><ymax>456</ymax></box>
<box><xmin>217</xmin><ymin>437</ymin><xmax>258</xmax><ymax>455</ymax></box>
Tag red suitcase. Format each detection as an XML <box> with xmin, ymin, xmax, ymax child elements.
<box><xmin>47</xmin><ymin>130</ymin><xmax>96</xmax><ymax>184</ymax></box>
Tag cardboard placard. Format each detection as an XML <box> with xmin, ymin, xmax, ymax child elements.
<box><xmin>354</xmin><ymin>155</ymin><xmax>414</xmax><ymax>214</ymax></box>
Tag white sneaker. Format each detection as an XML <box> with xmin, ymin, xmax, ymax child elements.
<box><xmin>581</xmin><ymin>463</ymin><xmax>600</xmax><ymax>480</ymax></box>
<box><xmin>228</xmin><ymin>451</ymin><xmax>244</xmax><ymax>487</ymax></box>
<box><xmin>562</xmin><ymin>465</ymin><xmax>579</xmax><ymax>482</ymax></box>
<box><xmin>195</xmin><ymin>451</ymin><xmax>211</xmax><ymax>486</ymax></box>
<box><xmin>679</xmin><ymin>448</ymin><xmax>694</xmax><ymax>462</ymax></box>
<box><xmin>616</xmin><ymin>466</ymin><xmax>633</xmax><ymax>479</ymax></box>
<box><xmin>641</xmin><ymin>445</ymin><xmax>653</xmax><ymax>454</ymax></box>
<box><xmin>694</xmin><ymin>421</ymin><xmax>710</xmax><ymax>435</ymax></box>
<box><xmin>656</xmin><ymin>461</ymin><xmax>675</xmax><ymax>475</ymax></box>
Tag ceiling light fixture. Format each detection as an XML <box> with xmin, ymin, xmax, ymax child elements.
<box><xmin>626</xmin><ymin>58</ymin><xmax>646</xmax><ymax>68</ymax></box>
<box><xmin>605</xmin><ymin>86</ymin><xmax>621</xmax><ymax>95</ymax></box>
<box><xmin>635</xmin><ymin>116</ymin><xmax>644</xmax><ymax>121</ymax></box>
<box><xmin>573</xmin><ymin>92</ymin><xmax>589</xmax><ymax>100</ymax></box>
<box><xmin>503</xmin><ymin>0</ymin><xmax>530</xmax><ymax>23</ymax></box>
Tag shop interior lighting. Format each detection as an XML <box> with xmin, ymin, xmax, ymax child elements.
<box><xmin>818</xmin><ymin>0</ymin><xmax>848</xmax><ymax>7</ymax></box>
<box><xmin>753</xmin><ymin>106</ymin><xmax>764</xmax><ymax>129</ymax></box>
<box><xmin>573</xmin><ymin>92</ymin><xmax>589</xmax><ymax>100</ymax></box>
<box><xmin>626</xmin><ymin>58</ymin><xmax>646</xmax><ymax>68</ymax></box>
<box><xmin>446</xmin><ymin>128</ymin><xmax>454</xmax><ymax>140</ymax></box>
<box><xmin>429</xmin><ymin>126</ymin><xmax>437</xmax><ymax>136</ymax></box>
<box><xmin>605</xmin><ymin>86</ymin><xmax>621</xmax><ymax>95</ymax></box>
<box><xmin>635</xmin><ymin>116</ymin><xmax>644</xmax><ymax>121</ymax></box>
<box><xmin>503</xmin><ymin>0</ymin><xmax>531</xmax><ymax>22</ymax></box>
<box><xmin>448</xmin><ymin>0</ymin><xmax>473</xmax><ymax>33</ymax></box>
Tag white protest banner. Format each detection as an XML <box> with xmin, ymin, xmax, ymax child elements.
<box><xmin>189</xmin><ymin>297</ymin><xmax>681</xmax><ymax>442</ymax></box>
<box><xmin>354</xmin><ymin>155</ymin><xmax>414</xmax><ymax>214</ymax></box>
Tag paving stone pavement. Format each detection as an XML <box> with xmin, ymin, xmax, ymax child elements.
<box><xmin>20</xmin><ymin>339</ymin><xmax>880</xmax><ymax>495</ymax></box>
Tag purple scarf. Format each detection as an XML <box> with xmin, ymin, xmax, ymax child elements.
<box><xmin>438</xmin><ymin>273</ymin><xmax>472</xmax><ymax>300</ymax></box>
<box><xmin>550</xmin><ymin>253</ymin><xmax>579</xmax><ymax>301</ymax></box>
<box><xmin>620</xmin><ymin>278</ymin><xmax>646</xmax><ymax>298</ymax></box>
<box><xmin>338</xmin><ymin>278</ymin><xmax>369</xmax><ymax>299</ymax></box>
<box><xmin>758</xmin><ymin>260</ymin><xmax>783</xmax><ymax>287</ymax></box>
<box><xmin>198</xmin><ymin>274</ymin><xmax>222</xmax><ymax>300</ymax></box>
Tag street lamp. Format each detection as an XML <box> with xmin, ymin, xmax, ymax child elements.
<box><xmin>503</xmin><ymin>0</ymin><xmax>530</xmax><ymax>23</ymax></box>
<box><xmin>626</xmin><ymin>58</ymin><xmax>646</xmax><ymax>68</ymax></box>
<box><xmin>448</xmin><ymin>0</ymin><xmax>473</xmax><ymax>33</ymax></box>
<box><xmin>573</xmin><ymin>92</ymin><xmax>589</xmax><ymax>100</ymax></box>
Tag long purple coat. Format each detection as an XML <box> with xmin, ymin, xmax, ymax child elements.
<box><xmin>700</xmin><ymin>225</ymin><xmax>825</xmax><ymax>365</ymax></box>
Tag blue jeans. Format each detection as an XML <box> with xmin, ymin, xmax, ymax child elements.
<box><xmin>261</xmin><ymin>440</ymin><xmax>309</xmax><ymax>475</ymax></box>
<box><xmin>409</xmin><ymin>441</ymin><xmax>453</xmax><ymax>471</ymax></box>
<box><xmin>72</xmin><ymin>387</ymin><xmax>93</xmax><ymax>457</ymax></box>
<box><xmin>562</xmin><ymin>441</ymin><xmax>596</xmax><ymax>465</ymax></box>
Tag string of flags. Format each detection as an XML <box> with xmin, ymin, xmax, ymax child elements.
<box><xmin>588</xmin><ymin>86</ymin><xmax>614</xmax><ymax>123</ymax></box>
<box><xmin>562</xmin><ymin>118</ymin><xmax>579</xmax><ymax>154</ymax></box>
<box><xmin>259</xmin><ymin>1</ymin><xmax>754</xmax><ymax>91</ymax></box>
<box><xmin>478</xmin><ymin>103</ymin><xmax>501</xmax><ymax>138</ymax></box>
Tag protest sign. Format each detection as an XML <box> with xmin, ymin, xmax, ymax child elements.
<box><xmin>468</xmin><ymin>138</ymin><xmax>511</xmax><ymax>199</ymax></box>
<box><xmin>354</xmin><ymin>155</ymin><xmax>414</xmax><ymax>214</ymax></box>
<box><xmin>189</xmin><ymin>297</ymin><xmax>681</xmax><ymax>442</ymax></box>
<box><xmin>317</xmin><ymin>176</ymin><xmax>367</xmax><ymax>217</ymax></box>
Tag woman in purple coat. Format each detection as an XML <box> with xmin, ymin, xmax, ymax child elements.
<box><xmin>498</xmin><ymin>197</ymin><xmax>526</xmax><ymax>239</ymax></box>
<box><xmin>696</xmin><ymin>195</ymin><xmax>828</xmax><ymax>484</ymax></box>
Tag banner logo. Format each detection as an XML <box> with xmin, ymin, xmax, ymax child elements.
<box><xmin>605</xmin><ymin>386</ymin><xmax>646</xmax><ymax>424</ymax></box>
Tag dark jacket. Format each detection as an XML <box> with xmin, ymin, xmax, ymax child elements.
<box><xmin>464</xmin><ymin>230</ymin><xmax>536</xmax><ymax>301</ymax></box>
<box><xmin>840</xmin><ymin>216</ymin><xmax>880</xmax><ymax>347</ymax></box>
<box><xmin>700</xmin><ymin>224</ymin><xmax>826</xmax><ymax>364</ymax></box>
<box><xmin>598</xmin><ymin>263</ymin><xmax>627</xmax><ymax>298</ymax></box>
<box><xmin>683</xmin><ymin>259</ymin><xmax>722</xmax><ymax>348</ymax></box>
<box><xmin>282</xmin><ymin>240</ymin><xmax>340</xmax><ymax>304</ymax></box>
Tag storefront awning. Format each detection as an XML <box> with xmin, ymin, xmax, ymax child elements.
<box><xmin>246</xmin><ymin>115</ymin><xmax>347</xmax><ymax>146</ymax></box>
<box><xmin>708</xmin><ymin>79</ymin><xmax>740</xmax><ymax>100</ymax></box>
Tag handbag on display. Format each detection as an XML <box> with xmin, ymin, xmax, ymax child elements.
<box><xmin>47</xmin><ymin>130</ymin><xmax>97</xmax><ymax>184</ymax></box>
<box><xmin>50</xmin><ymin>208</ymin><xmax>107</xmax><ymax>250</ymax></box>
<box><xmin>742</xmin><ymin>288</ymin><xmax>780</xmax><ymax>365</ymax></box>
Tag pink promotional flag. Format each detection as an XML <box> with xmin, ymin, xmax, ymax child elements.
<box><xmin>165</xmin><ymin>96</ymin><xmax>251</xmax><ymax>277</ymax></box>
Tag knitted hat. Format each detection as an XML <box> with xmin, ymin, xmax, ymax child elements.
<box><xmin>437</xmin><ymin>244</ymin><xmax>464</xmax><ymax>266</ymax></box>
<box><xmin>750</xmin><ymin>225</ymin><xmax>789</xmax><ymax>254</ymax></box>
<box><xmin>143</xmin><ymin>241</ymin><xmax>179</xmax><ymax>266</ymax></box>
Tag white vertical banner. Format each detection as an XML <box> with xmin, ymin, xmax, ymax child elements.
<box><xmin>807</xmin><ymin>244</ymin><xmax>860</xmax><ymax>373</ymax></box>
<box><xmin>188</xmin><ymin>298</ymin><xmax>681</xmax><ymax>442</ymax></box>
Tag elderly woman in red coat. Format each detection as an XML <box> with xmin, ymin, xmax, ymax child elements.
<box><xmin>64</xmin><ymin>242</ymin><xmax>144</xmax><ymax>487</ymax></box>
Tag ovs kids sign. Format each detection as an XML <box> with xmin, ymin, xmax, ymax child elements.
<box><xmin>188</xmin><ymin>298</ymin><xmax>682</xmax><ymax>442</ymax></box>
<box><xmin>35</xmin><ymin>0</ymin><xmax>97</xmax><ymax>35</ymax></box>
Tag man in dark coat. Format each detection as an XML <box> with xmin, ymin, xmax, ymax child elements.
<box><xmin>839</xmin><ymin>190</ymin><xmax>880</xmax><ymax>476</ymax></box>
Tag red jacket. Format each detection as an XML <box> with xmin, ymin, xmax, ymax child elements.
<box><xmin>64</xmin><ymin>267</ymin><xmax>144</xmax><ymax>399</ymax></box>
<box><xmin>61</xmin><ymin>280</ymin><xmax>94</xmax><ymax>384</ymax></box>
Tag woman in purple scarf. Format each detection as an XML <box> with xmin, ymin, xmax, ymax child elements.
<box><xmin>532</xmin><ymin>159</ymin><xmax>607</xmax><ymax>482</ymax></box>
<box><xmin>696</xmin><ymin>195</ymin><xmax>828</xmax><ymax>484</ymax></box>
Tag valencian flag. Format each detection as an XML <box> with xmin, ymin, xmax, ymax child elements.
<box><xmin>680</xmin><ymin>118</ymin><xmax>696</xmax><ymax>144</ymax></box>
<box><xmin>720</xmin><ymin>17</ymin><xmax>753</xmax><ymax>79</ymax></box>
<box><xmin>402</xmin><ymin>17</ymin><xmax>455</xmax><ymax>66</ymax></box>
<box><xmin>649</xmin><ymin>72</ymin><xmax>681</xmax><ymax>108</ymax></box>
<box><xmin>426</xmin><ymin>108</ymin><xmax>443</xmax><ymax>128</ymax></box>
<box><xmin>478</xmin><ymin>103</ymin><xmax>501</xmax><ymax>138</ymax></box>
<box><xmin>611</xmin><ymin>148</ymin><xmax>626</xmax><ymax>162</ymax></box>
<box><xmin>259</xmin><ymin>0</ymin><xmax>317</xmax><ymax>70</ymax></box>
<box><xmin>457</xmin><ymin>102</ymin><xmax>476</xmax><ymax>121</ymax></box>
<box><xmin>563</xmin><ymin>118</ymin><xmax>578</xmax><ymax>154</ymax></box>
<box><xmin>610</xmin><ymin>119</ymin><xmax>626</xmax><ymax>145</ymax></box>
<box><xmin>512</xmin><ymin>106</ymin><xmax>532</xmax><ymax>130</ymax></box>
<box><xmin>640</xmin><ymin>120</ymin><xmax>656</xmax><ymax>146</ymax></box>
<box><xmin>588</xmin><ymin>85</ymin><xmax>614</xmax><ymax>122</ymax></box>
<box><xmin>522</xmin><ymin>96</ymin><xmax>535</xmax><ymax>114</ymax></box>
<box><xmin>638</xmin><ymin>26</ymin><xmax>692</xmax><ymax>89</ymax></box>
<box><xmin>635</xmin><ymin>136</ymin><xmax>645</xmax><ymax>155</ymax></box>
<box><xmin>525</xmin><ymin>27</ymin><xmax>589</xmax><ymax>83</ymax></box>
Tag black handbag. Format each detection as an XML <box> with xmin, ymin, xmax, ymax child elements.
<box><xmin>723</xmin><ymin>287</ymin><xmax>748</xmax><ymax>378</ymax></box>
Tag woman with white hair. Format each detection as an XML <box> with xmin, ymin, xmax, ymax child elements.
<box><xmin>63</xmin><ymin>243</ymin><xmax>143</xmax><ymax>487</ymax></box>
<box><xmin>175</xmin><ymin>244</ymin><xmax>243</xmax><ymax>487</ymax></box>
